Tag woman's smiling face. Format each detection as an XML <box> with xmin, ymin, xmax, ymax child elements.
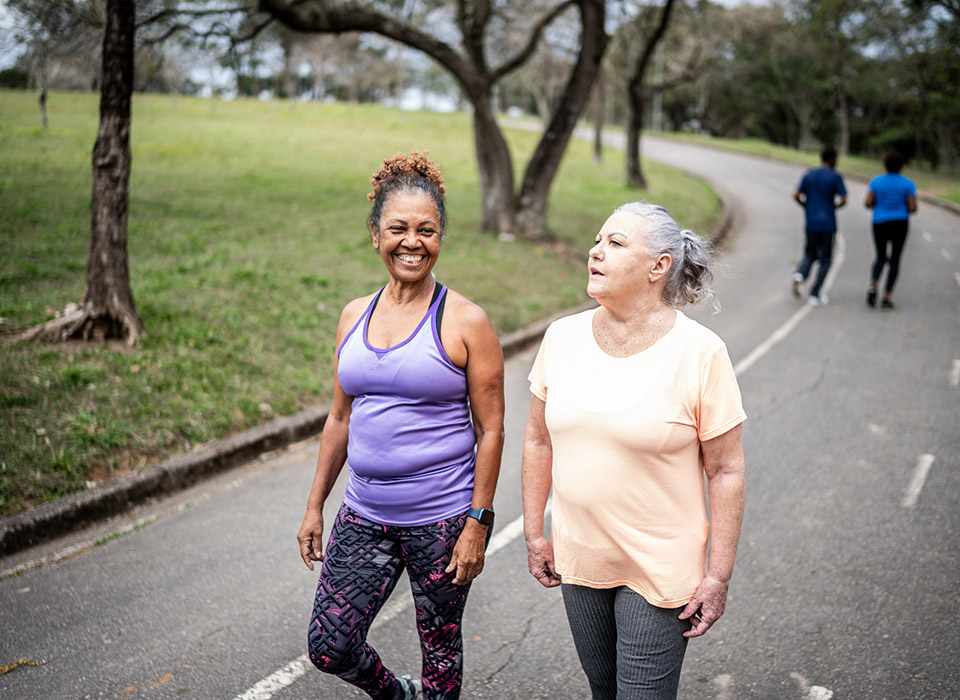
<box><xmin>372</xmin><ymin>190</ymin><xmax>442</xmax><ymax>284</ymax></box>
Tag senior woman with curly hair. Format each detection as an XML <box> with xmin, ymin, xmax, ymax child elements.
<box><xmin>297</xmin><ymin>152</ymin><xmax>504</xmax><ymax>700</ymax></box>
<box><xmin>522</xmin><ymin>202</ymin><xmax>747</xmax><ymax>700</ymax></box>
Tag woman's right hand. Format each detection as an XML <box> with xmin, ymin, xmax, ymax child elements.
<box><xmin>525</xmin><ymin>535</ymin><xmax>561</xmax><ymax>588</ymax></box>
<box><xmin>298</xmin><ymin>510</ymin><xmax>325</xmax><ymax>571</ymax></box>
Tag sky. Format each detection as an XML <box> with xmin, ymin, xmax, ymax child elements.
<box><xmin>0</xmin><ymin>0</ymin><xmax>772</xmax><ymax>74</ymax></box>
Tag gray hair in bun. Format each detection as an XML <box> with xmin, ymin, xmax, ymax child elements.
<box><xmin>614</xmin><ymin>201</ymin><xmax>718</xmax><ymax>311</ymax></box>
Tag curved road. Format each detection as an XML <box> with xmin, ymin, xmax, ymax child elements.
<box><xmin>1</xmin><ymin>139</ymin><xmax>958</xmax><ymax>700</ymax></box>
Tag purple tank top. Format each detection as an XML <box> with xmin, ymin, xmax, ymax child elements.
<box><xmin>336</xmin><ymin>284</ymin><xmax>476</xmax><ymax>526</ymax></box>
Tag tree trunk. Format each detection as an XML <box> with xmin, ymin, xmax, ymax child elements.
<box><xmin>21</xmin><ymin>0</ymin><xmax>145</xmax><ymax>346</ymax></box>
<box><xmin>39</xmin><ymin>86</ymin><xmax>48</xmax><ymax>129</ymax></box>
<box><xmin>626</xmin><ymin>81</ymin><xmax>647</xmax><ymax>189</ymax></box>
<box><xmin>84</xmin><ymin>0</ymin><xmax>144</xmax><ymax>343</ymax></box>
<box><xmin>257</xmin><ymin>0</ymin><xmax>603</xmax><ymax>237</ymax></box>
<box><xmin>593</xmin><ymin>63</ymin><xmax>605</xmax><ymax>163</ymax></box>
<box><xmin>624</xmin><ymin>0</ymin><xmax>676</xmax><ymax>190</ymax></box>
<box><xmin>280</xmin><ymin>32</ymin><xmax>296</xmax><ymax>100</ymax></box>
<box><xmin>837</xmin><ymin>85</ymin><xmax>850</xmax><ymax>157</ymax></box>
<box><xmin>517</xmin><ymin>0</ymin><xmax>608</xmax><ymax>236</ymax></box>
<box><xmin>472</xmin><ymin>89</ymin><xmax>518</xmax><ymax>233</ymax></box>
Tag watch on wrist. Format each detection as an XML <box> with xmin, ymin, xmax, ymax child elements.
<box><xmin>467</xmin><ymin>507</ymin><xmax>495</xmax><ymax>527</ymax></box>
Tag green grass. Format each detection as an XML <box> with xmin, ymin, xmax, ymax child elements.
<box><xmin>658</xmin><ymin>131</ymin><xmax>960</xmax><ymax>206</ymax></box>
<box><xmin>0</xmin><ymin>89</ymin><xmax>722</xmax><ymax>518</ymax></box>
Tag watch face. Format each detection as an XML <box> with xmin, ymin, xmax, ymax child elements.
<box><xmin>470</xmin><ymin>508</ymin><xmax>494</xmax><ymax>526</ymax></box>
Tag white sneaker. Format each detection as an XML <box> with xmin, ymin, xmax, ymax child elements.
<box><xmin>807</xmin><ymin>294</ymin><xmax>829</xmax><ymax>306</ymax></box>
<box><xmin>791</xmin><ymin>273</ymin><xmax>804</xmax><ymax>299</ymax></box>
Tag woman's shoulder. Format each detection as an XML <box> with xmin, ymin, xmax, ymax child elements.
<box><xmin>336</xmin><ymin>292</ymin><xmax>378</xmax><ymax>340</ymax></box>
<box><xmin>539</xmin><ymin>307</ymin><xmax>595</xmax><ymax>343</ymax></box>
<box><xmin>673</xmin><ymin>311</ymin><xmax>727</xmax><ymax>354</ymax></box>
<box><xmin>444</xmin><ymin>287</ymin><xmax>490</xmax><ymax>325</ymax></box>
<box><xmin>440</xmin><ymin>287</ymin><xmax>499</xmax><ymax>342</ymax></box>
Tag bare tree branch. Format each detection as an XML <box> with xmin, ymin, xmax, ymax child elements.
<box><xmin>258</xmin><ymin>0</ymin><xmax>476</xmax><ymax>89</ymax></box>
<box><xmin>491</xmin><ymin>0</ymin><xmax>576</xmax><ymax>82</ymax></box>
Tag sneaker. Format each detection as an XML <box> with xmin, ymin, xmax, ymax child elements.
<box><xmin>881</xmin><ymin>298</ymin><xmax>894</xmax><ymax>310</ymax></box>
<box><xmin>397</xmin><ymin>675</ymin><xmax>422</xmax><ymax>700</ymax></box>
<box><xmin>791</xmin><ymin>272</ymin><xmax>804</xmax><ymax>299</ymax></box>
<box><xmin>808</xmin><ymin>294</ymin><xmax>828</xmax><ymax>306</ymax></box>
<box><xmin>866</xmin><ymin>287</ymin><xmax>877</xmax><ymax>308</ymax></box>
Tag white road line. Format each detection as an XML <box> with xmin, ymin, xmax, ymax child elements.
<box><xmin>790</xmin><ymin>671</ymin><xmax>835</xmax><ymax>700</ymax></box>
<box><xmin>234</xmin><ymin>233</ymin><xmax>851</xmax><ymax>699</ymax></box>
<box><xmin>922</xmin><ymin>231</ymin><xmax>933</xmax><ymax>243</ymax></box>
<box><xmin>954</xmin><ymin>271</ymin><xmax>960</xmax><ymax>289</ymax></box>
<box><xmin>713</xmin><ymin>673</ymin><xmax>733</xmax><ymax>700</ymax></box>
<box><xmin>734</xmin><ymin>233</ymin><xmax>845</xmax><ymax>377</ymax></box>
<box><xmin>951</xmin><ymin>359</ymin><xmax>960</xmax><ymax>388</ymax></box>
<box><xmin>231</xmin><ymin>507</ymin><xmax>547</xmax><ymax>700</ymax></box>
<box><xmin>234</xmin><ymin>656</ymin><xmax>310</xmax><ymax>700</ymax></box>
<box><xmin>902</xmin><ymin>454</ymin><xmax>936</xmax><ymax>509</ymax></box>
<box><xmin>941</xmin><ymin>248</ymin><xmax>954</xmax><ymax>262</ymax></box>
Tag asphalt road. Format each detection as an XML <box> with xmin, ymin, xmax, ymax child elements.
<box><xmin>2</xmin><ymin>138</ymin><xmax>958</xmax><ymax>700</ymax></box>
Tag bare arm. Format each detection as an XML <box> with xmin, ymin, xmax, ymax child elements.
<box><xmin>907</xmin><ymin>194</ymin><xmax>917</xmax><ymax>213</ymax></box>
<box><xmin>296</xmin><ymin>301</ymin><xmax>366</xmax><ymax>570</ymax></box>
<box><xmin>864</xmin><ymin>190</ymin><xmax>875</xmax><ymax>209</ymax></box>
<box><xmin>793</xmin><ymin>190</ymin><xmax>805</xmax><ymax>207</ymax></box>
<box><xmin>680</xmin><ymin>423</ymin><xmax>746</xmax><ymax>637</ymax></box>
<box><xmin>521</xmin><ymin>395</ymin><xmax>561</xmax><ymax>588</ymax></box>
<box><xmin>835</xmin><ymin>194</ymin><xmax>847</xmax><ymax>209</ymax></box>
<box><xmin>445</xmin><ymin>301</ymin><xmax>504</xmax><ymax>586</ymax></box>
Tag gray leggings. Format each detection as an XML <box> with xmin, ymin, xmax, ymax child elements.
<box><xmin>561</xmin><ymin>584</ymin><xmax>691</xmax><ymax>700</ymax></box>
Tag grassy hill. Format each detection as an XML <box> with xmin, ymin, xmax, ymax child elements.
<box><xmin>0</xmin><ymin>90</ymin><xmax>722</xmax><ymax>517</ymax></box>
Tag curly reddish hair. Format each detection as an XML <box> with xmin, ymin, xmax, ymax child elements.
<box><xmin>367</xmin><ymin>151</ymin><xmax>447</xmax><ymax>238</ymax></box>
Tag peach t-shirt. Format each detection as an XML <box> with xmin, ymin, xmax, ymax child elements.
<box><xmin>528</xmin><ymin>308</ymin><xmax>746</xmax><ymax>608</ymax></box>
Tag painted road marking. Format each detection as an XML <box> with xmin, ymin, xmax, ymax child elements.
<box><xmin>902</xmin><ymin>454</ymin><xmax>936</xmax><ymax>509</ymax></box>
<box><xmin>942</xmin><ymin>248</ymin><xmax>954</xmax><ymax>262</ymax></box>
<box><xmin>954</xmin><ymin>271</ymin><xmax>960</xmax><ymax>289</ymax></box>
<box><xmin>714</xmin><ymin>673</ymin><xmax>733</xmax><ymax>700</ymax></box>
<box><xmin>951</xmin><ymin>359</ymin><xmax>960</xmax><ymax>388</ymax></box>
<box><xmin>734</xmin><ymin>234</ymin><xmax>845</xmax><ymax>376</ymax></box>
<box><xmin>790</xmin><ymin>671</ymin><xmax>835</xmax><ymax>700</ymax></box>
<box><xmin>922</xmin><ymin>231</ymin><xmax>933</xmax><ymax>243</ymax></box>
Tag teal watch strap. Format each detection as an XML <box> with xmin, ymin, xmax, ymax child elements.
<box><xmin>467</xmin><ymin>507</ymin><xmax>494</xmax><ymax>527</ymax></box>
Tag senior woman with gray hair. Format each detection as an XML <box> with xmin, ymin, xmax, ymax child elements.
<box><xmin>522</xmin><ymin>202</ymin><xmax>747</xmax><ymax>700</ymax></box>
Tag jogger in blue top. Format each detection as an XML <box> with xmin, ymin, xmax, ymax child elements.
<box><xmin>864</xmin><ymin>152</ymin><xmax>917</xmax><ymax>309</ymax></box>
<box><xmin>791</xmin><ymin>146</ymin><xmax>848</xmax><ymax>306</ymax></box>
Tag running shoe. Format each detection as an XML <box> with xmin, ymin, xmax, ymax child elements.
<box><xmin>808</xmin><ymin>294</ymin><xmax>829</xmax><ymax>306</ymax></box>
<box><xmin>397</xmin><ymin>675</ymin><xmax>422</xmax><ymax>700</ymax></box>
<box><xmin>881</xmin><ymin>299</ymin><xmax>895</xmax><ymax>310</ymax></box>
<box><xmin>867</xmin><ymin>287</ymin><xmax>877</xmax><ymax>307</ymax></box>
<box><xmin>791</xmin><ymin>272</ymin><xmax>804</xmax><ymax>299</ymax></box>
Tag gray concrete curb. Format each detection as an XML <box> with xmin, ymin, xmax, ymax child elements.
<box><xmin>0</xmin><ymin>303</ymin><xmax>590</xmax><ymax>557</ymax></box>
<box><xmin>0</xmin><ymin>181</ymin><xmax>733</xmax><ymax>559</ymax></box>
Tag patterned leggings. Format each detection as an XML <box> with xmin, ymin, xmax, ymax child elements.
<box><xmin>308</xmin><ymin>505</ymin><xmax>473</xmax><ymax>700</ymax></box>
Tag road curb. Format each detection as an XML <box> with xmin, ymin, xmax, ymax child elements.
<box><xmin>0</xmin><ymin>178</ymin><xmax>733</xmax><ymax>559</ymax></box>
<box><xmin>0</xmin><ymin>303</ymin><xmax>592</xmax><ymax>557</ymax></box>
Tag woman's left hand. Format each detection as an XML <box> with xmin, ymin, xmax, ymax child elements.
<box><xmin>679</xmin><ymin>574</ymin><xmax>729</xmax><ymax>638</ymax></box>
<box><xmin>445</xmin><ymin>519</ymin><xmax>488</xmax><ymax>585</ymax></box>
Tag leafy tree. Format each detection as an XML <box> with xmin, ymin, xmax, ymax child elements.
<box><xmin>251</xmin><ymin>0</ymin><xmax>608</xmax><ymax>236</ymax></box>
<box><xmin>623</xmin><ymin>0</ymin><xmax>677</xmax><ymax>188</ymax></box>
<box><xmin>21</xmin><ymin>0</ymin><xmax>145</xmax><ymax>345</ymax></box>
<box><xmin>6</xmin><ymin>0</ymin><xmax>104</xmax><ymax>127</ymax></box>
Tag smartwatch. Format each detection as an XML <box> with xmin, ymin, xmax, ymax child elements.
<box><xmin>467</xmin><ymin>507</ymin><xmax>495</xmax><ymax>527</ymax></box>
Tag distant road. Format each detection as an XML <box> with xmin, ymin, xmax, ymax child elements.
<box><xmin>2</xmin><ymin>137</ymin><xmax>958</xmax><ymax>700</ymax></box>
